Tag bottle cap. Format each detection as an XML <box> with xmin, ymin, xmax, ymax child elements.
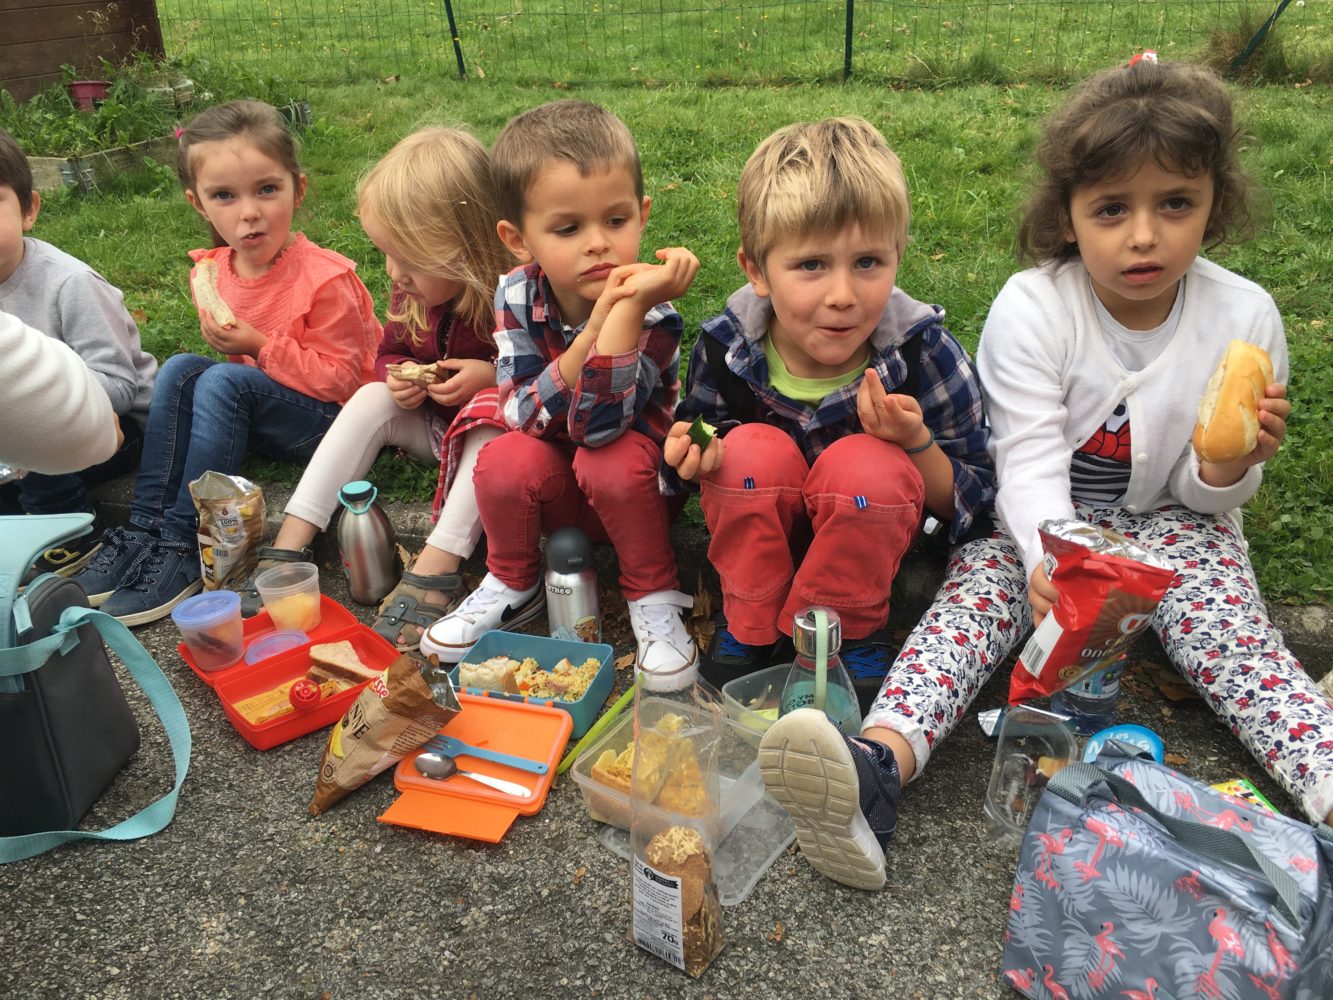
<box><xmin>289</xmin><ymin>678</ymin><xmax>323</xmax><ymax>711</ymax></box>
<box><xmin>545</xmin><ymin>526</ymin><xmax>594</xmax><ymax>573</ymax></box>
<box><xmin>338</xmin><ymin>480</ymin><xmax>378</xmax><ymax>514</ymax></box>
<box><xmin>792</xmin><ymin>606</ymin><xmax>841</xmax><ymax>658</ymax></box>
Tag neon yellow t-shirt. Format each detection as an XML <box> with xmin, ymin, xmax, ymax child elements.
<box><xmin>762</xmin><ymin>334</ymin><xmax>864</xmax><ymax>407</ymax></box>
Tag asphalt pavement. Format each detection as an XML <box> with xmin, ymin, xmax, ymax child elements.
<box><xmin>2</xmin><ymin>485</ymin><xmax>1329</xmax><ymax>1000</ymax></box>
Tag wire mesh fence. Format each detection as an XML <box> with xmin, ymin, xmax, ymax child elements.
<box><xmin>156</xmin><ymin>0</ymin><xmax>1333</xmax><ymax>86</ymax></box>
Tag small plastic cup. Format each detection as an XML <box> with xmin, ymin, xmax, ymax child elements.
<box><xmin>244</xmin><ymin>629</ymin><xmax>310</xmax><ymax>665</ymax></box>
<box><xmin>254</xmin><ymin>562</ymin><xmax>322</xmax><ymax>632</ymax></box>
<box><xmin>172</xmin><ymin>591</ymin><xmax>244</xmax><ymax>672</ymax></box>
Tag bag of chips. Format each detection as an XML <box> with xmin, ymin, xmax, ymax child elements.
<box><xmin>189</xmin><ymin>471</ymin><xmax>265</xmax><ymax>591</ymax></box>
<box><xmin>1009</xmin><ymin>519</ymin><xmax>1176</xmax><ymax>705</ymax></box>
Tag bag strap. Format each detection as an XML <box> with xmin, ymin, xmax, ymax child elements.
<box><xmin>0</xmin><ymin>606</ymin><xmax>192</xmax><ymax>864</ymax></box>
<box><xmin>0</xmin><ymin>512</ymin><xmax>96</xmax><ymax>647</ymax></box>
<box><xmin>1049</xmin><ymin>761</ymin><xmax>1304</xmax><ymax>929</ymax></box>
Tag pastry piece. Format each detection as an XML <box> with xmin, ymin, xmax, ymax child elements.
<box><xmin>191</xmin><ymin>259</ymin><xmax>237</xmax><ymax>327</ymax></box>
<box><xmin>385</xmin><ymin>360</ymin><xmax>440</xmax><ymax>387</ymax></box>
<box><xmin>306</xmin><ymin>640</ymin><xmax>380</xmax><ymax>687</ymax></box>
<box><xmin>458</xmin><ymin>655</ymin><xmax>522</xmax><ymax>694</ymax></box>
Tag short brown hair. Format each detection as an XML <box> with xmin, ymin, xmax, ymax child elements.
<box><xmin>490</xmin><ymin>100</ymin><xmax>642</xmax><ymax>225</ymax></box>
<box><xmin>0</xmin><ymin>128</ymin><xmax>35</xmax><ymax>215</ymax></box>
<box><xmin>1019</xmin><ymin>60</ymin><xmax>1254</xmax><ymax>264</ymax></box>
<box><xmin>737</xmin><ymin>117</ymin><xmax>911</xmax><ymax>273</ymax></box>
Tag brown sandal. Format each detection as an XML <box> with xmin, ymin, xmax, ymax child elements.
<box><xmin>372</xmin><ymin>570</ymin><xmax>466</xmax><ymax>651</ymax></box>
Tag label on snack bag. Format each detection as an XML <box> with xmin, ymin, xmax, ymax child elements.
<box><xmin>632</xmin><ymin>862</ymin><xmax>686</xmax><ymax>971</ymax></box>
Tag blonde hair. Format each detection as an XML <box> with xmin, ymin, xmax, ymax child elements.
<box><xmin>738</xmin><ymin>116</ymin><xmax>911</xmax><ymax>272</ymax></box>
<box><xmin>358</xmin><ymin>127</ymin><xmax>509</xmax><ymax>342</ymax></box>
<box><xmin>490</xmin><ymin>100</ymin><xmax>642</xmax><ymax>225</ymax></box>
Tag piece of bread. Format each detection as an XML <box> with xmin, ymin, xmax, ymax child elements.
<box><xmin>385</xmin><ymin>360</ymin><xmax>440</xmax><ymax>387</ymax></box>
<box><xmin>191</xmin><ymin>259</ymin><xmax>237</xmax><ymax>327</ymax></box>
<box><xmin>1193</xmin><ymin>340</ymin><xmax>1274</xmax><ymax>463</ymax></box>
<box><xmin>306</xmin><ymin>640</ymin><xmax>380</xmax><ymax>687</ymax></box>
<box><xmin>458</xmin><ymin>655</ymin><xmax>522</xmax><ymax>694</ymax></box>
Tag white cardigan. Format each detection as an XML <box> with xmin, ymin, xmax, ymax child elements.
<box><xmin>1</xmin><ymin>310</ymin><xmax>117</xmax><ymax>475</ymax></box>
<box><xmin>977</xmin><ymin>257</ymin><xmax>1288</xmax><ymax>580</ymax></box>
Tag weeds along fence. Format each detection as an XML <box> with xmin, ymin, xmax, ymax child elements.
<box><xmin>156</xmin><ymin>0</ymin><xmax>1332</xmax><ymax>87</ymax></box>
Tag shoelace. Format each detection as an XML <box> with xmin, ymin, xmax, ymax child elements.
<box><xmin>842</xmin><ymin>643</ymin><xmax>889</xmax><ymax>679</ymax></box>
<box><xmin>632</xmin><ymin>591</ymin><xmax>693</xmax><ymax>643</ymax></box>
<box><xmin>83</xmin><ymin>529</ymin><xmax>131</xmax><ymax>573</ymax></box>
<box><xmin>124</xmin><ymin>541</ymin><xmax>187</xmax><ymax>594</ymax></box>
<box><xmin>716</xmin><ymin>629</ymin><xmax>753</xmax><ymax>659</ymax></box>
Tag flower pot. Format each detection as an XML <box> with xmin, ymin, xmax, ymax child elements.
<box><xmin>68</xmin><ymin>81</ymin><xmax>111</xmax><ymax>111</ymax></box>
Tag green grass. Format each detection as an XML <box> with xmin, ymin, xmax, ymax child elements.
<box><xmin>22</xmin><ymin>75</ymin><xmax>1333</xmax><ymax>604</ymax></box>
<box><xmin>154</xmin><ymin>0</ymin><xmax>1333</xmax><ymax>87</ymax></box>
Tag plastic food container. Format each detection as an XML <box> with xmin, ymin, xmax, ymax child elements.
<box><xmin>449</xmin><ymin>631</ymin><xmax>614</xmax><ymax>737</ymax></box>
<box><xmin>721</xmin><ymin>664</ymin><xmax>788</xmax><ymax>742</ymax></box>
<box><xmin>254</xmin><ymin>562</ymin><xmax>322</xmax><ymax>631</ymax></box>
<box><xmin>244</xmin><ymin>629</ymin><xmax>310</xmax><ymax>665</ymax></box>
<box><xmin>573</xmin><ymin>702</ymin><xmax>795</xmax><ymax>905</ymax></box>
<box><xmin>171</xmin><ymin>591</ymin><xmax>244</xmax><ymax>672</ymax></box>
<box><xmin>982</xmin><ymin>704</ymin><xmax>1078</xmax><ymax>848</ymax></box>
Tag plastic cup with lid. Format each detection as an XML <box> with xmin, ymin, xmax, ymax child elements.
<box><xmin>254</xmin><ymin>562</ymin><xmax>322</xmax><ymax>632</ymax></box>
<box><xmin>172</xmin><ymin>591</ymin><xmax>245</xmax><ymax>672</ymax></box>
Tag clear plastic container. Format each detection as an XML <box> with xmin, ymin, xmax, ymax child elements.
<box><xmin>720</xmin><ymin>664</ymin><xmax>787</xmax><ymax>743</ymax></box>
<box><xmin>171</xmin><ymin>591</ymin><xmax>244</xmax><ymax>672</ymax></box>
<box><xmin>244</xmin><ymin>629</ymin><xmax>310</xmax><ymax>665</ymax></box>
<box><xmin>254</xmin><ymin>562</ymin><xmax>322</xmax><ymax>632</ymax></box>
<box><xmin>982</xmin><ymin>704</ymin><xmax>1078</xmax><ymax>849</ymax></box>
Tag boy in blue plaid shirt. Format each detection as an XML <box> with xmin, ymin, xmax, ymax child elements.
<box><xmin>419</xmin><ymin>100</ymin><xmax>703</xmax><ymax>690</ymax></box>
<box><xmin>663</xmin><ymin>117</ymin><xmax>994</xmax><ymax>888</ymax></box>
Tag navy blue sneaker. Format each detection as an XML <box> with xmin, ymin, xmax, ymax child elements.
<box><xmin>101</xmin><ymin>536</ymin><xmax>203</xmax><ymax>626</ymax></box>
<box><xmin>842</xmin><ymin>627</ymin><xmax>896</xmax><ymax>717</ymax></box>
<box><xmin>758</xmin><ymin>707</ymin><xmax>901</xmax><ymax>890</ymax></box>
<box><xmin>698</xmin><ymin>614</ymin><xmax>794</xmax><ymax>690</ymax></box>
<box><xmin>71</xmin><ymin>526</ymin><xmax>152</xmax><ymax>607</ymax></box>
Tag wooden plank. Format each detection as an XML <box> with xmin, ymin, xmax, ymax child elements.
<box><xmin>28</xmin><ymin>135</ymin><xmax>178</xmax><ymax>193</ymax></box>
<box><xmin>1</xmin><ymin>32</ymin><xmax>135</xmax><ymax>80</ymax></box>
<box><xmin>1</xmin><ymin>72</ymin><xmax>63</xmax><ymax>103</ymax></box>
<box><xmin>0</xmin><ymin>7</ymin><xmax>136</xmax><ymax>47</ymax></box>
<box><xmin>0</xmin><ymin>0</ymin><xmax>121</xmax><ymax>12</ymax></box>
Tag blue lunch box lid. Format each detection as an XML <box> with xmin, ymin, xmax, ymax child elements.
<box><xmin>1083</xmin><ymin>723</ymin><xmax>1165</xmax><ymax>763</ymax></box>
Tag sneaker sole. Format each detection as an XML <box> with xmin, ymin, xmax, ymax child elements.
<box><xmin>418</xmin><ymin>591</ymin><xmax>547</xmax><ymax>664</ymax></box>
<box><xmin>758</xmin><ymin>709</ymin><xmax>887</xmax><ymax>890</ymax></box>
<box><xmin>110</xmin><ymin>579</ymin><xmax>204</xmax><ymax>627</ymax></box>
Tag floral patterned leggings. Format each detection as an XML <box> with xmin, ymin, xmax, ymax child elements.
<box><xmin>865</xmin><ymin>503</ymin><xmax>1333</xmax><ymax>822</ymax></box>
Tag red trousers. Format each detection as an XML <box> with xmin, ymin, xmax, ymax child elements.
<box><xmin>700</xmin><ymin>424</ymin><xmax>924</xmax><ymax>645</ymax></box>
<box><xmin>473</xmin><ymin>430</ymin><xmax>679</xmax><ymax>600</ymax></box>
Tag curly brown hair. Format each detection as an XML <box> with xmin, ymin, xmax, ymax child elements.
<box><xmin>1018</xmin><ymin>60</ymin><xmax>1255</xmax><ymax>265</ymax></box>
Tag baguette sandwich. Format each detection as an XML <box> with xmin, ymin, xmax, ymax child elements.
<box><xmin>385</xmin><ymin>360</ymin><xmax>440</xmax><ymax>387</ymax></box>
<box><xmin>1193</xmin><ymin>340</ymin><xmax>1274</xmax><ymax>464</ymax></box>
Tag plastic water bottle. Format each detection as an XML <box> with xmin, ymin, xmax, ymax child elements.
<box><xmin>1051</xmin><ymin>661</ymin><xmax>1124</xmax><ymax>735</ymax></box>
<box><xmin>778</xmin><ymin>607</ymin><xmax>862</xmax><ymax>733</ymax></box>
<box><xmin>544</xmin><ymin>526</ymin><xmax>600</xmax><ymax>643</ymax></box>
<box><xmin>335</xmin><ymin>480</ymin><xmax>397</xmax><ymax>605</ymax></box>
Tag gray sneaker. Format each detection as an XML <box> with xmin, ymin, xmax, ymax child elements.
<box><xmin>71</xmin><ymin>526</ymin><xmax>153</xmax><ymax>607</ymax></box>
<box><xmin>102</xmin><ymin>537</ymin><xmax>203</xmax><ymax>627</ymax></box>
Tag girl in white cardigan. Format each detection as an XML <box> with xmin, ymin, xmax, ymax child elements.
<box><xmin>861</xmin><ymin>57</ymin><xmax>1333</xmax><ymax>830</ymax></box>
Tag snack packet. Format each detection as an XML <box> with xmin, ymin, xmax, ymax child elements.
<box><xmin>1009</xmin><ymin>519</ymin><xmax>1176</xmax><ymax>705</ymax></box>
<box><xmin>189</xmin><ymin>470</ymin><xmax>265</xmax><ymax>591</ymax></box>
<box><xmin>309</xmin><ymin>654</ymin><xmax>461</xmax><ymax>815</ymax></box>
<box><xmin>629</xmin><ymin>680</ymin><xmax>725</xmax><ymax>977</ymax></box>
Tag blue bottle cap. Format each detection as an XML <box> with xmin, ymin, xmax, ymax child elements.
<box><xmin>1083</xmin><ymin>723</ymin><xmax>1165</xmax><ymax>763</ymax></box>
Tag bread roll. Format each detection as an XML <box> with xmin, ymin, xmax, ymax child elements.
<box><xmin>458</xmin><ymin>655</ymin><xmax>522</xmax><ymax>693</ymax></box>
<box><xmin>1193</xmin><ymin>340</ymin><xmax>1273</xmax><ymax>464</ymax></box>
<box><xmin>191</xmin><ymin>259</ymin><xmax>237</xmax><ymax>327</ymax></box>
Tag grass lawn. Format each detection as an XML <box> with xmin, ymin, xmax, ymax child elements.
<box><xmin>22</xmin><ymin>74</ymin><xmax>1333</xmax><ymax>603</ymax></box>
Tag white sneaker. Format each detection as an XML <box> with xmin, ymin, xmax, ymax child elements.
<box><xmin>418</xmin><ymin>573</ymin><xmax>544</xmax><ymax>664</ymax></box>
<box><xmin>626</xmin><ymin>589</ymin><xmax>698</xmax><ymax>691</ymax></box>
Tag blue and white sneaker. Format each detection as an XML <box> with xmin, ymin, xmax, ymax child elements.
<box><xmin>759</xmin><ymin>707</ymin><xmax>901</xmax><ymax>890</ymax></box>
<box><xmin>71</xmin><ymin>526</ymin><xmax>153</xmax><ymax>607</ymax></box>
<box><xmin>418</xmin><ymin>572</ymin><xmax>544</xmax><ymax>664</ymax></box>
<box><xmin>101</xmin><ymin>536</ymin><xmax>202</xmax><ymax>626</ymax></box>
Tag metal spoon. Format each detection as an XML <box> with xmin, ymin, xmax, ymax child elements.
<box><xmin>414</xmin><ymin>751</ymin><xmax>532</xmax><ymax>799</ymax></box>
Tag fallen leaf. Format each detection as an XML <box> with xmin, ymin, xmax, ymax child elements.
<box><xmin>930</xmin><ymin>252</ymin><xmax>945</xmax><ymax>261</ymax></box>
<box><xmin>381</xmin><ymin>74</ymin><xmax>400</xmax><ymax>84</ymax></box>
<box><xmin>573</xmin><ymin>866</ymin><xmax>586</xmax><ymax>885</ymax></box>
<box><xmin>663</xmin><ymin>182</ymin><xmax>679</xmax><ymax>191</ymax></box>
<box><xmin>131</xmin><ymin>308</ymin><xmax>148</xmax><ymax>324</ymax></box>
<box><xmin>1164</xmin><ymin>752</ymin><xmax>1188</xmax><ymax>766</ymax></box>
<box><xmin>767</xmin><ymin>920</ymin><xmax>785</xmax><ymax>943</ymax></box>
<box><xmin>614</xmin><ymin>651</ymin><xmax>636</xmax><ymax>671</ymax></box>
<box><xmin>474</xmin><ymin>64</ymin><xmax>485</xmax><ymax>79</ymax></box>
<box><xmin>1137</xmin><ymin>659</ymin><xmax>1198</xmax><ymax>702</ymax></box>
<box><xmin>686</xmin><ymin>575</ymin><xmax>716</xmax><ymax>648</ymax></box>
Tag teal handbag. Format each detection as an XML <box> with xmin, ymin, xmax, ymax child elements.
<box><xmin>0</xmin><ymin>514</ymin><xmax>191</xmax><ymax>863</ymax></box>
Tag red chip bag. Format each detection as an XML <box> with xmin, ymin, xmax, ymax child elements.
<box><xmin>1009</xmin><ymin>520</ymin><xmax>1177</xmax><ymax>705</ymax></box>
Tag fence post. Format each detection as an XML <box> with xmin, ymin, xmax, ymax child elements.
<box><xmin>844</xmin><ymin>0</ymin><xmax>855</xmax><ymax>81</ymax></box>
<box><xmin>1228</xmin><ymin>0</ymin><xmax>1294</xmax><ymax>76</ymax></box>
<box><xmin>443</xmin><ymin>0</ymin><xmax>467</xmax><ymax>81</ymax></box>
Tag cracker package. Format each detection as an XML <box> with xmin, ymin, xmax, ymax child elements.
<box><xmin>189</xmin><ymin>470</ymin><xmax>265</xmax><ymax>591</ymax></box>
<box><xmin>1009</xmin><ymin>519</ymin><xmax>1176</xmax><ymax>705</ymax></box>
<box><xmin>629</xmin><ymin>682</ymin><xmax>725</xmax><ymax>977</ymax></box>
<box><xmin>309</xmin><ymin>654</ymin><xmax>461</xmax><ymax>815</ymax></box>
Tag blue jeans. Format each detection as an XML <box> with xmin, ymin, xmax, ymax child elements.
<box><xmin>18</xmin><ymin>417</ymin><xmax>145</xmax><ymax>516</ymax></box>
<box><xmin>128</xmin><ymin>354</ymin><xmax>341</xmax><ymax>543</ymax></box>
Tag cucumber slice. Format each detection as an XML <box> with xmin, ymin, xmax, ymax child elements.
<box><xmin>687</xmin><ymin>416</ymin><xmax>716</xmax><ymax>448</ymax></box>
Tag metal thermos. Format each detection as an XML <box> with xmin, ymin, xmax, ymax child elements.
<box><xmin>335</xmin><ymin>480</ymin><xmax>397</xmax><ymax>605</ymax></box>
<box><xmin>544</xmin><ymin>526</ymin><xmax>600</xmax><ymax>644</ymax></box>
